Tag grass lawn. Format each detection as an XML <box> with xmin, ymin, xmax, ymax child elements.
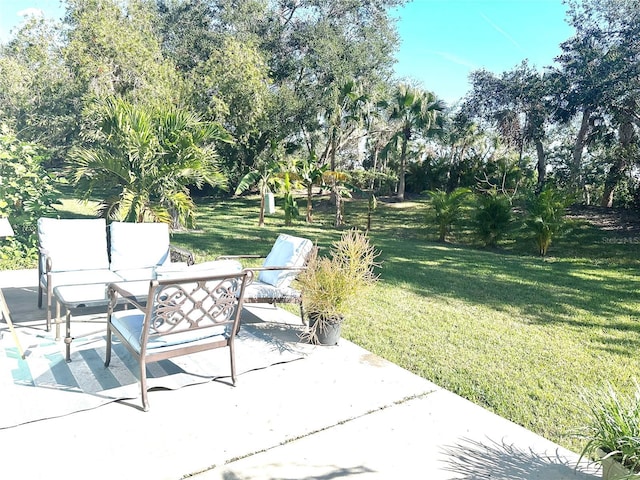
<box><xmin>52</xmin><ymin>192</ymin><xmax>640</xmax><ymax>453</ymax></box>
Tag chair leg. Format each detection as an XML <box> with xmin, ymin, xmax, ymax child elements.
<box><xmin>46</xmin><ymin>289</ymin><xmax>52</xmax><ymax>332</ymax></box>
<box><xmin>229</xmin><ymin>343</ymin><xmax>237</xmax><ymax>386</ymax></box>
<box><xmin>104</xmin><ymin>326</ymin><xmax>112</xmax><ymax>367</ymax></box>
<box><xmin>37</xmin><ymin>284</ymin><xmax>43</xmax><ymax>309</ymax></box>
<box><xmin>140</xmin><ymin>360</ymin><xmax>150</xmax><ymax>411</ymax></box>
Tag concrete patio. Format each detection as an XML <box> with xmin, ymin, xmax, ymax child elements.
<box><xmin>0</xmin><ymin>269</ymin><xmax>600</xmax><ymax>480</ymax></box>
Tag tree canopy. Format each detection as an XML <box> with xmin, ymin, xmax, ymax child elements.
<box><xmin>0</xmin><ymin>0</ymin><xmax>639</xmax><ymax>227</ymax></box>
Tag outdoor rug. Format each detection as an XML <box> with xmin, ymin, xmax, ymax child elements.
<box><xmin>0</xmin><ymin>322</ymin><xmax>309</xmax><ymax>429</ymax></box>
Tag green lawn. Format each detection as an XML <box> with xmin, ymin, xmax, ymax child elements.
<box><xmin>54</xmin><ymin>192</ymin><xmax>640</xmax><ymax>453</ymax></box>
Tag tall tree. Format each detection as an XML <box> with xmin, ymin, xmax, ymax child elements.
<box><xmin>550</xmin><ymin>0</ymin><xmax>640</xmax><ymax>201</ymax></box>
<box><xmin>156</xmin><ymin>0</ymin><xmax>218</xmax><ymax>73</ymax></box>
<box><xmin>215</xmin><ymin>0</ymin><xmax>404</xmax><ymax>166</ymax></box>
<box><xmin>0</xmin><ymin>16</ymin><xmax>79</xmax><ymax>161</ymax></box>
<box><xmin>63</xmin><ymin>0</ymin><xmax>181</xmax><ymax>105</ymax></box>
<box><xmin>385</xmin><ymin>84</ymin><xmax>444</xmax><ymax>201</ymax></box>
<box><xmin>188</xmin><ymin>36</ymin><xmax>273</xmax><ymax>184</ymax></box>
<box><xmin>465</xmin><ymin>61</ymin><xmax>551</xmax><ymax>192</ymax></box>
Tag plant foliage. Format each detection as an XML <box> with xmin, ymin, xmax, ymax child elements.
<box><xmin>524</xmin><ymin>186</ymin><xmax>571</xmax><ymax>256</ymax></box>
<box><xmin>68</xmin><ymin>98</ymin><xmax>230</xmax><ymax>227</ymax></box>
<box><xmin>0</xmin><ymin>124</ymin><xmax>59</xmax><ymax>266</ymax></box>
<box><xmin>576</xmin><ymin>381</ymin><xmax>640</xmax><ymax>474</ymax></box>
<box><xmin>426</xmin><ymin>187</ymin><xmax>472</xmax><ymax>242</ymax></box>
<box><xmin>474</xmin><ymin>190</ymin><xmax>513</xmax><ymax>248</ymax></box>
<box><xmin>298</xmin><ymin>229</ymin><xmax>379</xmax><ymax>343</ymax></box>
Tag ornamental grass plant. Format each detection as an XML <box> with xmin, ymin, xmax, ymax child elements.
<box><xmin>297</xmin><ymin>229</ymin><xmax>379</xmax><ymax>343</ymax></box>
<box><xmin>576</xmin><ymin>381</ymin><xmax>640</xmax><ymax>475</ymax></box>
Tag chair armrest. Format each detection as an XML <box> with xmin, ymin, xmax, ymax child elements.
<box><xmin>248</xmin><ymin>265</ymin><xmax>306</xmax><ymax>272</ymax></box>
<box><xmin>107</xmin><ymin>282</ymin><xmax>147</xmax><ymax>311</ymax></box>
<box><xmin>38</xmin><ymin>246</ymin><xmax>53</xmax><ymax>274</ymax></box>
<box><xmin>216</xmin><ymin>254</ymin><xmax>263</xmax><ymax>261</ymax></box>
<box><xmin>170</xmin><ymin>245</ymin><xmax>195</xmax><ymax>266</ymax></box>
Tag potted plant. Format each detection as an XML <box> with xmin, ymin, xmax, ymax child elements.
<box><xmin>297</xmin><ymin>229</ymin><xmax>379</xmax><ymax>345</ymax></box>
<box><xmin>576</xmin><ymin>382</ymin><xmax>640</xmax><ymax>479</ymax></box>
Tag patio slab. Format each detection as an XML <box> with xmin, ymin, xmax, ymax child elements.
<box><xmin>0</xmin><ymin>269</ymin><xmax>599</xmax><ymax>479</ymax></box>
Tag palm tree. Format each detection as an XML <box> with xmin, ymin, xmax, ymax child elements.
<box><xmin>386</xmin><ymin>84</ymin><xmax>444</xmax><ymax>201</ymax></box>
<box><xmin>235</xmin><ymin>141</ymin><xmax>286</xmax><ymax>227</ymax></box>
<box><xmin>426</xmin><ymin>187</ymin><xmax>471</xmax><ymax>242</ymax></box>
<box><xmin>297</xmin><ymin>153</ymin><xmax>327</xmax><ymax>223</ymax></box>
<box><xmin>319</xmin><ymin>79</ymin><xmax>369</xmax><ymax>171</ymax></box>
<box><xmin>69</xmin><ymin>98</ymin><xmax>230</xmax><ymax>228</ymax></box>
<box><xmin>322</xmin><ymin>170</ymin><xmax>351</xmax><ymax>227</ymax></box>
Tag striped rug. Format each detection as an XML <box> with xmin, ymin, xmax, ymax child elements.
<box><xmin>0</xmin><ymin>323</ymin><xmax>309</xmax><ymax>429</ymax></box>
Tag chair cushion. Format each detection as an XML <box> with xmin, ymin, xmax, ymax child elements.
<box><xmin>258</xmin><ymin>234</ymin><xmax>313</xmax><ymax>288</ymax></box>
<box><xmin>155</xmin><ymin>260</ymin><xmax>242</xmax><ymax>281</ymax></box>
<box><xmin>109</xmin><ymin>222</ymin><xmax>170</xmax><ymax>271</ymax></box>
<box><xmin>38</xmin><ymin>218</ymin><xmax>109</xmax><ymax>272</ymax></box>
<box><xmin>111</xmin><ymin>308</ymin><xmax>227</xmax><ymax>353</ymax></box>
<box><xmin>42</xmin><ymin>269</ymin><xmax>122</xmax><ymax>289</ymax></box>
<box><xmin>243</xmin><ymin>282</ymin><xmax>301</xmax><ymax>302</ymax></box>
<box><xmin>112</xmin><ymin>267</ymin><xmax>157</xmax><ymax>282</ymax></box>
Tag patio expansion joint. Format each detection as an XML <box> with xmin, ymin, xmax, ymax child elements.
<box><xmin>182</xmin><ymin>389</ymin><xmax>437</xmax><ymax>478</ymax></box>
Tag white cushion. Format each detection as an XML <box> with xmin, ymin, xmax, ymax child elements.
<box><xmin>243</xmin><ymin>282</ymin><xmax>300</xmax><ymax>301</ymax></box>
<box><xmin>42</xmin><ymin>269</ymin><xmax>122</xmax><ymax>289</ymax></box>
<box><xmin>113</xmin><ymin>267</ymin><xmax>157</xmax><ymax>282</ymax></box>
<box><xmin>38</xmin><ymin>218</ymin><xmax>109</xmax><ymax>272</ymax></box>
<box><xmin>109</xmin><ymin>222</ymin><xmax>170</xmax><ymax>271</ymax></box>
<box><xmin>258</xmin><ymin>234</ymin><xmax>313</xmax><ymax>288</ymax></box>
<box><xmin>155</xmin><ymin>260</ymin><xmax>242</xmax><ymax>281</ymax></box>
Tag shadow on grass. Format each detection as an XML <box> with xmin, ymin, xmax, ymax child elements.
<box><xmin>370</xmin><ymin>216</ymin><xmax>640</xmax><ymax>359</ymax></box>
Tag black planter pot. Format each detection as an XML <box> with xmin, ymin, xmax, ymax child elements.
<box><xmin>308</xmin><ymin>313</ymin><xmax>343</xmax><ymax>345</ymax></box>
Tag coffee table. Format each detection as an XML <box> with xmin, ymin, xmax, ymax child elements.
<box><xmin>53</xmin><ymin>281</ymin><xmax>151</xmax><ymax>362</ymax></box>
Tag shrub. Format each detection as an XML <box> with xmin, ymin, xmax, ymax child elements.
<box><xmin>474</xmin><ymin>191</ymin><xmax>512</xmax><ymax>248</ymax></box>
<box><xmin>425</xmin><ymin>187</ymin><xmax>472</xmax><ymax>242</ymax></box>
<box><xmin>575</xmin><ymin>381</ymin><xmax>640</xmax><ymax>474</ymax></box>
<box><xmin>0</xmin><ymin>124</ymin><xmax>59</xmax><ymax>267</ymax></box>
<box><xmin>524</xmin><ymin>186</ymin><xmax>570</xmax><ymax>256</ymax></box>
<box><xmin>298</xmin><ymin>230</ymin><xmax>379</xmax><ymax>342</ymax></box>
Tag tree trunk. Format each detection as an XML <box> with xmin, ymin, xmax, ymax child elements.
<box><xmin>602</xmin><ymin>120</ymin><xmax>634</xmax><ymax>208</ymax></box>
<box><xmin>334</xmin><ymin>183</ymin><xmax>343</xmax><ymax>227</ymax></box>
<box><xmin>396</xmin><ymin>137</ymin><xmax>407</xmax><ymax>201</ymax></box>
<box><xmin>601</xmin><ymin>159</ymin><xmax>625</xmax><ymax>208</ymax></box>
<box><xmin>370</xmin><ymin>146</ymin><xmax>379</xmax><ymax>190</ymax></box>
<box><xmin>258</xmin><ymin>191</ymin><xmax>265</xmax><ymax>227</ymax></box>
<box><xmin>572</xmin><ymin>108</ymin><xmax>591</xmax><ymax>198</ymax></box>
<box><xmin>535</xmin><ymin>138</ymin><xmax>546</xmax><ymax>193</ymax></box>
<box><xmin>306</xmin><ymin>184</ymin><xmax>313</xmax><ymax>223</ymax></box>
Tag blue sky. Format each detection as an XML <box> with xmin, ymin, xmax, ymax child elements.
<box><xmin>393</xmin><ymin>0</ymin><xmax>575</xmax><ymax>104</ymax></box>
<box><xmin>0</xmin><ymin>0</ymin><xmax>575</xmax><ymax>105</ymax></box>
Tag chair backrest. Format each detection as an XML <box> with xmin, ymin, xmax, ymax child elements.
<box><xmin>258</xmin><ymin>234</ymin><xmax>313</xmax><ymax>289</ymax></box>
<box><xmin>38</xmin><ymin>218</ymin><xmax>109</xmax><ymax>272</ymax></box>
<box><xmin>109</xmin><ymin>221</ymin><xmax>170</xmax><ymax>271</ymax></box>
<box><xmin>140</xmin><ymin>271</ymin><xmax>251</xmax><ymax>349</ymax></box>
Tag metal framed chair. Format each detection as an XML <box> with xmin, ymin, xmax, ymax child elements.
<box><xmin>105</xmin><ymin>270</ymin><xmax>252</xmax><ymax>411</ymax></box>
<box><xmin>217</xmin><ymin>234</ymin><xmax>314</xmax><ymax>323</ymax></box>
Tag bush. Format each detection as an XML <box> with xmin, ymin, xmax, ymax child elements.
<box><xmin>0</xmin><ymin>124</ymin><xmax>59</xmax><ymax>267</ymax></box>
<box><xmin>576</xmin><ymin>382</ymin><xmax>640</xmax><ymax>473</ymax></box>
<box><xmin>425</xmin><ymin>188</ymin><xmax>472</xmax><ymax>242</ymax></box>
<box><xmin>523</xmin><ymin>186</ymin><xmax>570</xmax><ymax>256</ymax></box>
<box><xmin>474</xmin><ymin>191</ymin><xmax>513</xmax><ymax>248</ymax></box>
